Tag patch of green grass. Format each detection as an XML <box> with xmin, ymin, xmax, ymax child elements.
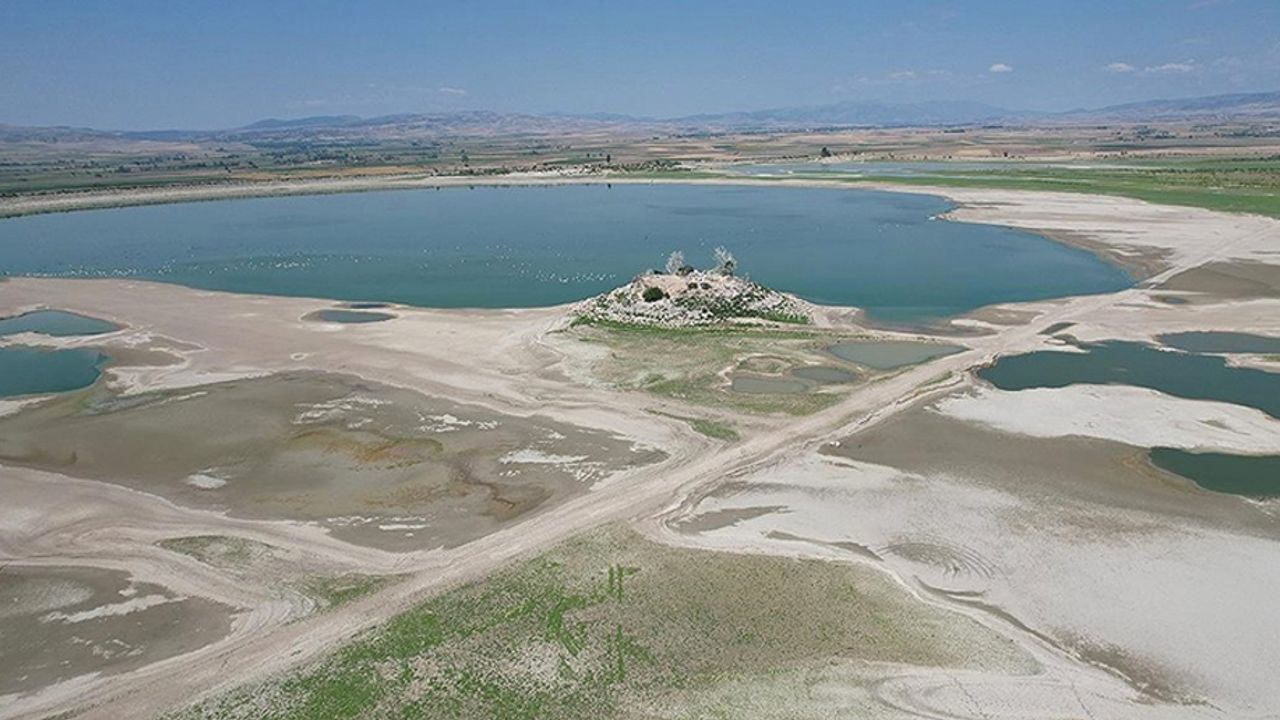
<box><xmin>608</xmin><ymin>170</ymin><xmax>729</xmax><ymax>180</ymax></box>
<box><xmin>159</xmin><ymin>535</ymin><xmax>398</xmax><ymax>612</ymax></box>
<box><xmin>571</xmin><ymin>315</ymin><xmax>817</xmax><ymax>338</ymax></box>
<box><xmin>159</xmin><ymin>535</ymin><xmax>267</xmax><ymax>566</ymax></box>
<box><xmin>685</xmin><ymin>418</ymin><xmax>740</xmax><ymax>441</ymax></box>
<box><xmin>169</xmin><ymin>525</ymin><xmax>1033</xmax><ymax>720</ymax></box>
<box><xmin>570</xmin><ymin>322</ymin><xmax>862</xmax><ymax>416</ymax></box>
<box><xmin>645</xmin><ymin>375</ymin><xmax>839</xmax><ymax>416</ymax></box>
<box><xmin>753</xmin><ymin>310</ymin><xmax>811</xmax><ymax>325</ymax></box>
<box><xmin>853</xmin><ymin>159</ymin><xmax>1280</xmax><ymax>218</ymax></box>
<box><xmin>297</xmin><ymin>574</ymin><xmax>399</xmax><ymax>611</ymax></box>
<box><xmin>649</xmin><ymin>411</ymin><xmax>739</xmax><ymax>441</ymax></box>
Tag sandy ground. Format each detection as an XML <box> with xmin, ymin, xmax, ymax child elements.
<box><xmin>1</xmin><ymin>179</ymin><xmax>1278</xmax><ymax>718</ymax></box>
<box><xmin>936</xmin><ymin>384</ymin><xmax>1280</xmax><ymax>453</ymax></box>
<box><xmin>652</xmin><ymin>443</ymin><xmax>1280</xmax><ymax>718</ymax></box>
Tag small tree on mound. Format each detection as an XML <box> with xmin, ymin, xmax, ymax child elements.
<box><xmin>642</xmin><ymin>286</ymin><xmax>667</xmax><ymax>302</ymax></box>
<box><xmin>712</xmin><ymin>246</ymin><xmax>737</xmax><ymax>276</ymax></box>
<box><xmin>665</xmin><ymin>250</ymin><xmax>685</xmax><ymax>275</ymax></box>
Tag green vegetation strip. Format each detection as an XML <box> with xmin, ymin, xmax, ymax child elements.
<box><xmin>649</xmin><ymin>411</ymin><xmax>739</xmax><ymax>441</ymax></box>
<box><xmin>571</xmin><ymin>322</ymin><xmax>850</xmax><ymax>416</ymax></box>
<box><xmin>171</xmin><ymin>525</ymin><xmax>1028</xmax><ymax>720</ymax></box>
<box><xmin>857</xmin><ymin>160</ymin><xmax>1280</xmax><ymax>218</ymax></box>
<box><xmin>159</xmin><ymin>536</ymin><xmax>396</xmax><ymax>611</ymax></box>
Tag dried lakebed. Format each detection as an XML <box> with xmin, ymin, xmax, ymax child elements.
<box><xmin>0</xmin><ymin>565</ymin><xmax>234</xmax><ymax>697</ymax></box>
<box><xmin>0</xmin><ymin>372</ymin><xmax>665</xmax><ymax>551</ymax></box>
<box><xmin>672</xmin><ymin>406</ymin><xmax>1280</xmax><ymax>710</ymax></box>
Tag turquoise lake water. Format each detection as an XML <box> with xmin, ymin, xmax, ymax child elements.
<box><xmin>0</xmin><ymin>185</ymin><xmax>1131</xmax><ymax>325</ymax></box>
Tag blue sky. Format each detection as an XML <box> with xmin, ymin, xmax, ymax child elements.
<box><xmin>2</xmin><ymin>0</ymin><xmax>1277</xmax><ymax>129</ymax></box>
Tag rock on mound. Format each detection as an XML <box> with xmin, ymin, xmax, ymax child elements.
<box><xmin>576</xmin><ymin>268</ymin><xmax>810</xmax><ymax>328</ymax></box>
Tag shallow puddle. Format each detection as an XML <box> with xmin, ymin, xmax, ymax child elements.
<box><xmin>1039</xmin><ymin>321</ymin><xmax>1076</xmax><ymax>335</ymax></box>
<box><xmin>731</xmin><ymin>374</ymin><xmax>809</xmax><ymax>395</ymax></box>
<box><xmin>789</xmin><ymin>365</ymin><xmax>859</xmax><ymax>384</ymax></box>
<box><xmin>0</xmin><ymin>309</ymin><xmax>118</xmax><ymax>337</ymax></box>
<box><xmin>1157</xmin><ymin>331</ymin><xmax>1280</xmax><ymax>355</ymax></box>
<box><xmin>305</xmin><ymin>309</ymin><xmax>395</xmax><ymax>324</ymax></box>
<box><xmin>1149</xmin><ymin>448</ymin><xmax>1280</xmax><ymax>498</ymax></box>
<box><xmin>826</xmin><ymin>340</ymin><xmax>963</xmax><ymax>370</ymax></box>
<box><xmin>978</xmin><ymin>341</ymin><xmax>1280</xmax><ymax>419</ymax></box>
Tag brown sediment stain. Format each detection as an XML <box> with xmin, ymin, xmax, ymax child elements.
<box><xmin>286</xmin><ymin>428</ymin><xmax>442</xmax><ymax>468</ymax></box>
<box><xmin>674</xmin><ymin>505</ymin><xmax>786</xmax><ymax>534</ymax></box>
<box><xmin>1032</xmin><ymin>227</ymin><xmax>1171</xmax><ymax>280</ymax></box>
<box><xmin>764</xmin><ymin>530</ymin><xmax>882</xmax><ymax>561</ymax></box>
<box><xmin>917</xmin><ymin>580</ymin><xmax>1195</xmax><ymax>705</ymax></box>
<box><xmin>101</xmin><ymin>346</ymin><xmax>183</xmax><ymax>368</ymax></box>
<box><xmin>1063</xmin><ymin>634</ymin><xmax>1202</xmax><ymax>706</ymax></box>
<box><xmin>1158</xmin><ymin>260</ymin><xmax>1280</xmax><ymax>299</ymax></box>
<box><xmin>0</xmin><ymin>371</ymin><xmax>664</xmax><ymax>552</ymax></box>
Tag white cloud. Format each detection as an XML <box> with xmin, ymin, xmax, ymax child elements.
<box><xmin>437</xmin><ymin>86</ymin><xmax>468</xmax><ymax>96</ymax></box>
<box><xmin>1145</xmin><ymin>61</ymin><xmax>1196</xmax><ymax>74</ymax></box>
<box><xmin>1104</xmin><ymin>62</ymin><xmax>1136</xmax><ymax>73</ymax></box>
<box><xmin>988</xmin><ymin>63</ymin><xmax>1013</xmax><ymax>73</ymax></box>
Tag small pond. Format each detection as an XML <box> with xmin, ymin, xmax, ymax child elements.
<box><xmin>305</xmin><ymin>309</ymin><xmax>396</xmax><ymax>324</ymax></box>
<box><xmin>0</xmin><ymin>310</ymin><xmax>117</xmax><ymax>337</ymax></box>
<box><xmin>1157</xmin><ymin>331</ymin><xmax>1280</xmax><ymax>355</ymax></box>
<box><xmin>731</xmin><ymin>374</ymin><xmax>810</xmax><ymax>395</ymax></box>
<box><xmin>978</xmin><ymin>341</ymin><xmax>1280</xmax><ymax>419</ymax></box>
<box><xmin>790</xmin><ymin>365</ymin><xmax>860</xmax><ymax>384</ymax></box>
<box><xmin>0</xmin><ymin>346</ymin><xmax>108</xmax><ymax>398</ymax></box>
<box><xmin>1149</xmin><ymin>448</ymin><xmax>1280</xmax><ymax>498</ymax></box>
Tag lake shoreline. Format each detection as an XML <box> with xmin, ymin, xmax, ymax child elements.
<box><xmin>3</xmin><ymin>184</ymin><xmax>1279</xmax><ymax>720</ymax></box>
<box><xmin>0</xmin><ymin>179</ymin><xmax>1137</xmax><ymax>328</ymax></box>
<box><xmin>3</xmin><ymin>175</ymin><xmax>1277</xmax><ymax>334</ymax></box>
<box><xmin>1</xmin><ymin>170</ymin><xmax>1259</xmax><ymax>286</ymax></box>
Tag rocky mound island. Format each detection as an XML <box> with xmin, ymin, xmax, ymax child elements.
<box><xmin>575</xmin><ymin>248</ymin><xmax>811</xmax><ymax>328</ymax></box>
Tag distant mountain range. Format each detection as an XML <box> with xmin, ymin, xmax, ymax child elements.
<box><xmin>3</xmin><ymin>91</ymin><xmax>1277</xmax><ymax>146</ymax></box>
<box><xmin>674</xmin><ymin>99</ymin><xmax>1016</xmax><ymax>129</ymax></box>
<box><xmin>1053</xmin><ymin>91</ymin><xmax>1280</xmax><ymax>122</ymax></box>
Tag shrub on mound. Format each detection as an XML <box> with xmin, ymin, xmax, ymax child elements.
<box><xmin>642</xmin><ymin>286</ymin><xmax>667</xmax><ymax>302</ymax></box>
